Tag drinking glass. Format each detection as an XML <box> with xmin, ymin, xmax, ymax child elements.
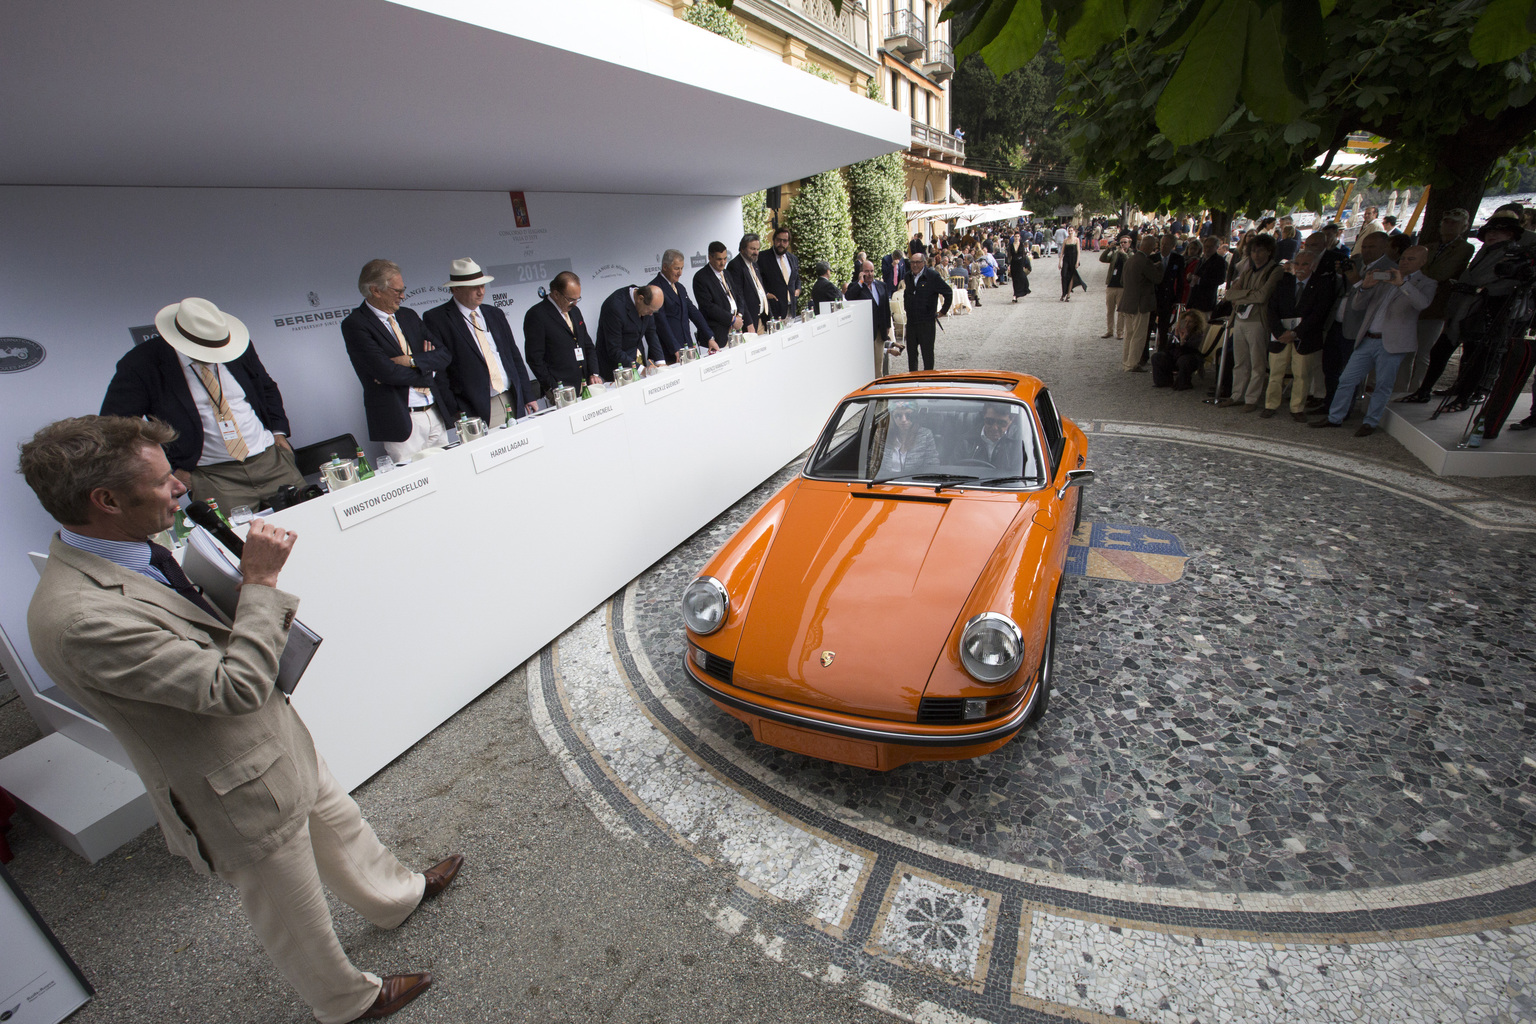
<box><xmin>228</xmin><ymin>505</ymin><xmax>254</xmax><ymax>526</ymax></box>
<box><xmin>375</xmin><ymin>454</ymin><xmax>396</xmax><ymax>475</ymax></box>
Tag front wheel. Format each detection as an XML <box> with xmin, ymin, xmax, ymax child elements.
<box><xmin>1020</xmin><ymin>600</ymin><xmax>1057</xmax><ymax>728</ymax></box>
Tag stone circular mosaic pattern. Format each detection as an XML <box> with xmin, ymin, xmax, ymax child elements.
<box><xmin>632</xmin><ymin>435</ymin><xmax>1536</xmax><ymax>895</ymax></box>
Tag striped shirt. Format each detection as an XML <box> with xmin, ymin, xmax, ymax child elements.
<box><xmin>58</xmin><ymin>528</ymin><xmax>171</xmax><ymax>586</ymax></box>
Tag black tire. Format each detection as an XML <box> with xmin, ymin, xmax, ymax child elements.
<box><xmin>1072</xmin><ymin>485</ymin><xmax>1084</xmax><ymax>534</ymax></box>
<box><xmin>1020</xmin><ymin>600</ymin><xmax>1057</xmax><ymax>728</ymax></box>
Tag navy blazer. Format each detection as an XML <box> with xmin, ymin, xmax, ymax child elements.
<box><xmin>881</xmin><ymin>254</ymin><xmax>906</xmax><ymax>290</ymax></box>
<box><xmin>810</xmin><ymin>276</ymin><xmax>843</xmax><ymax>306</ymax></box>
<box><xmin>594</xmin><ymin>286</ymin><xmax>664</xmax><ymax>381</ymax></box>
<box><xmin>339</xmin><ymin>302</ymin><xmax>455</xmax><ymax>443</ymax></box>
<box><xmin>649</xmin><ymin>273</ymin><xmax>714</xmax><ymax>358</ymax></box>
<box><xmin>844</xmin><ymin>280</ymin><xmax>893</xmax><ymax>339</ymax></box>
<box><xmin>1267</xmin><ymin>270</ymin><xmax>1339</xmax><ymax>355</ymax></box>
<box><xmin>101</xmin><ymin>338</ymin><xmax>294</xmax><ymax>473</ymax></box>
<box><xmin>692</xmin><ymin>266</ymin><xmax>742</xmax><ymax>346</ymax></box>
<box><xmin>757</xmin><ymin>250</ymin><xmax>800</xmax><ymax>318</ymax></box>
<box><xmin>726</xmin><ymin>254</ymin><xmax>765</xmax><ymax>328</ymax></box>
<box><xmin>902</xmin><ymin>267</ymin><xmax>954</xmax><ymax>322</ymax></box>
<box><xmin>423</xmin><ymin>299</ymin><xmax>534</xmax><ymax>422</ymax></box>
<box><xmin>523</xmin><ymin>296</ymin><xmax>598</xmax><ymax>394</ymax></box>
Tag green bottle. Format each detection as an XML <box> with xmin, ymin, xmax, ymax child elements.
<box><xmin>354</xmin><ymin>446</ymin><xmax>374</xmax><ymax>479</ymax></box>
<box><xmin>580</xmin><ymin>382</ymin><xmax>592</xmax><ymax>400</ymax></box>
<box><xmin>205</xmin><ymin>498</ymin><xmax>231</xmax><ymax>528</ymax></box>
<box><xmin>172</xmin><ymin>509</ymin><xmax>191</xmax><ymax>543</ymax></box>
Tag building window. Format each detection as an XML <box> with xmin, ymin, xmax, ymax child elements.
<box><xmin>890</xmin><ymin>70</ymin><xmax>900</xmax><ymax>109</ymax></box>
<box><xmin>924</xmin><ymin>180</ymin><xmax>934</xmax><ymax>203</ymax></box>
<box><xmin>910</xmin><ymin>82</ymin><xmax>919</xmax><ymax>122</ymax></box>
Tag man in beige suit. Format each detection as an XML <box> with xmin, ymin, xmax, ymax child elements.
<box><xmin>21</xmin><ymin>416</ymin><xmax>463</xmax><ymax>1023</ymax></box>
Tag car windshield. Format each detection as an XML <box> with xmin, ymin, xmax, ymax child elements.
<box><xmin>805</xmin><ymin>396</ymin><xmax>1045</xmax><ymax>488</ymax></box>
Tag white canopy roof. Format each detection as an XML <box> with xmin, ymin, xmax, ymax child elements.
<box><xmin>0</xmin><ymin>0</ymin><xmax>908</xmax><ymax>195</ymax></box>
<box><xmin>904</xmin><ymin>200</ymin><xmax>1031</xmax><ymax>225</ymax></box>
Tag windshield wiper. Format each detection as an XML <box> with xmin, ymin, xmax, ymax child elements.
<box><xmin>975</xmin><ymin>474</ymin><xmax>1031</xmax><ymax>486</ymax></box>
<box><xmin>867</xmin><ymin>472</ymin><xmax>978</xmax><ymax>492</ymax></box>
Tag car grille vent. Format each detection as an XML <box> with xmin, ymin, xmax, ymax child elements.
<box><xmin>694</xmin><ymin>648</ymin><xmax>734</xmax><ymax>685</ymax></box>
<box><xmin>916</xmin><ymin>697</ymin><xmax>966</xmax><ymax>723</ymax></box>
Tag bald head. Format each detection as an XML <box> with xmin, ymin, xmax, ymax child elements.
<box><xmin>1398</xmin><ymin>245</ymin><xmax>1429</xmax><ymax>275</ymax></box>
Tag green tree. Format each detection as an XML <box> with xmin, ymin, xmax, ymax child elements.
<box><xmin>846</xmin><ymin>152</ymin><xmax>907</xmax><ymax>263</ymax></box>
<box><xmin>685</xmin><ymin>2</ymin><xmax>766</xmax><ymax>239</ymax></box>
<box><xmin>783</xmin><ymin>170</ymin><xmax>856</xmax><ymax>309</ymax></box>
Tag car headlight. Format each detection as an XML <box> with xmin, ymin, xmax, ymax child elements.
<box><xmin>682</xmin><ymin>576</ymin><xmax>730</xmax><ymax>635</ymax></box>
<box><xmin>959</xmin><ymin>612</ymin><xmax>1025</xmax><ymax>683</ymax></box>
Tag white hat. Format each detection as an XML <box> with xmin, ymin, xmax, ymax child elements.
<box><xmin>445</xmin><ymin>257</ymin><xmax>494</xmax><ymax>288</ymax></box>
<box><xmin>154</xmin><ymin>298</ymin><xmax>250</xmax><ymax>364</ymax></box>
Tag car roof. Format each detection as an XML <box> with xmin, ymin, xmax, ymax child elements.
<box><xmin>848</xmin><ymin>370</ymin><xmax>1045</xmax><ymax>402</ymax></box>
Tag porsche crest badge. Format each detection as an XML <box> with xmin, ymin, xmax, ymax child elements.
<box><xmin>820</xmin><ymin>651</ymin><xmax>835</xmax><ymax>667</ymax></box>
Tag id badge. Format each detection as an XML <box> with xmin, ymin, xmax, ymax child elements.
<box><xmin>574</xmin><ymin>346</ymin><xmax>585</xmax><ymax>364</ymax></box>
<box><xmin>218</xmin><ymin>419</ymin><xmax>242</xmax><ymax>446</ymax></box>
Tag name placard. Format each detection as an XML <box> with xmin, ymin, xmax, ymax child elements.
<box><xmin>471</xmin><ymin>423</ymin><xmax>544</xmax><ymax>473</ymax></box>
<box><xmin>812</xmin><ymin>320</ymin><xmax>831</xmax><ymax>336</ymax></box>
<box><xmin>700</xmin><ymin>355</ymin><xmax>734</xmax><ymax>381</ymax></box>
<box><xmin>745</xmin><ymin>340</ymin><xmax>773</xmax><ymax>363</ymax></box>
<box><xmin>643</xmin><ymin>372</ymin><xmax>687</xmax><ymax>404</ymax></box>
<box><xmin>779</xmin><ymin>328</ymin><xmax>805</xmax><ymax>348</ymax></box>
<box><xmin>333</xmin><ymin>469</ymin><xmax>436</xmax><ymax>530</ymax></box>
<box><xmin>571</xmin><ymin>397</ymin><xmax>622</xmax><ymax>433</ymax></box>
<box><xmin>837</xmin><ymin>311</ymin><xmax>854</xmax><ymax>326</ymax></box>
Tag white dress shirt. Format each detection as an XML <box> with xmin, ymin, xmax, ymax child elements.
<box><xmin>178</xmin><ymin>354</ymin><xmax>274</xmax><ymax>465</ymax></box>
<box><xmin>369</xmin><ymin>302</ymin><xmax>432</xmax><ymax>408</ymax></box>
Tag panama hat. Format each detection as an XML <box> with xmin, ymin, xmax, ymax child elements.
<box><xmin>445</xmin><ymin>257</ymin><xmax>494</xmax><ymax>288</ymax></box>
<box><xmin>154</xmin><ymin>298</ymin><xmax>250</xmax><ymax>364</ymax></box>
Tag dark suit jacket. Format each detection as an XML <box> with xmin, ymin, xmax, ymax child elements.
<box><xmin>692</xmin><ymin>265</ymin><xmax>742</xmax><ymax>346</ymax></box>
<box><xmin>1267</xmin><ymin>271</ymin><xmax>1338</xmax><ymax>355</ymax></box>
<box><xmin>757</xmin><ymin>250</ymin><xmax>801</xmax><ymax>318</ymax></box>
<box><xmin>726</xmin><ymin>254</ymin><xmax>765</xmax><ymax>328</ymax></box>
<box><xmin>881</xmin><ymin>254</ymin><xmax>905</xmax><ymax>290</ymax></box>
<box><xmin>1186</xmin><ymin>253</ymin><xmax>1227</xmax><ymax>312</ymax></box>
<box><xmin>595</xmin><ymin>286</ymin><xmax>664</xmax><ymax>380</ymax></box>
<box><xmin>523</xmin><ymin>297</ymin><xmax>598</xmax><ymax>393</ymax></box>
<box><xmin>1155</xmin><ymin>251</ymin><xmax>1185</xmax><ymax>307</ymax></box>
<box><xmin>810</xmin><ymin>276</ymin><xmax>843</xmax><ymax>305</ymax></box>
<box><xmin>101</xmin><ymin>338</ymin><xmax>293</xmax><ymax>473</ymax></box>
<box><xmin>844</xmin><ymin>280</ymin><xmax>892</xmax><ymax>339</ymax></box>
<box><xmin>963</xmin><ymin>434</ymin><xmax>1025</xmax><ymax>478</ymax></box>
<box><xmin>423</xmin><ymin>299</ymin><xmax>534</xmax><ymax>422</ymax></box>
<box><xmin>340</xmin><ymin>303</ymin><xmax>454</xmax><ymax>443</ymax></box>
<box><xmin>902</xmin><ymin>267</ymin><xmax>954</xmax><ymax>322</ymax></box>
<box><xmin>650</xmin><ymin>274</ymin><xmax>714</xmax><ymax>359</ymax></box>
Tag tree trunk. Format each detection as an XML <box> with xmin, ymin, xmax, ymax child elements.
<box><xmin>1419</xmin><ymin>156</ymin><xmax>1494</xmax><ymax>246</ymax></box>
<box><xmin>1209</xmin><ymin>208</ymin><xmax>1233</xmax><ymax>241</ymax></box>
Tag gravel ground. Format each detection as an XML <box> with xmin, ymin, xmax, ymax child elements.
<box><xmin>1</xmin><ymin>269</ymin><xmax>1530</xmax><ymax>1023</ymax></box>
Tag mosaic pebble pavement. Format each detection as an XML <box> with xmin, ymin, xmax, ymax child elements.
<box><xmin>530</xmin><ymin>424</ymin><xmax>1536</xmax><ymax>1023</ymax></box>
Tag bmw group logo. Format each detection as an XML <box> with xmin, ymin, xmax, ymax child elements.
<box><xmin>0</xmin><ymin>337</ymin><xmax>45</xmax><ymax>373</ymax></box>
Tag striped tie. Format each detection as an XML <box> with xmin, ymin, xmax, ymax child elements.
<box><xmin>191</xmin><ymin>363</ymin><xmax>249</xmax><ymax>461</ymax></box>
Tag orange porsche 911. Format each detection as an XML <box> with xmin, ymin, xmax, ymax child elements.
<box><xmin>682</xmin><ymin>371</ymin><xmax>1093</xmax><ymax>771</ymax></box>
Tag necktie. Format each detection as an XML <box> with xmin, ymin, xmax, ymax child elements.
<box><xmin>718</xmin><ymin>271</ymin><xmax>737</xmax><ymax>314</ymax></box>
<box><xmin>468</xmin><ymin>310</ymin><xmax>508</xmax><ymax>396</ymax></box>
<box><xmin>148</xmin><ymin>542</ymin><xmax>223</xmax><ymax>620</ymax></box>
<box><xmin>388</xmin><ymin>315</ymin><xmax>432</xmax><ymax>398</ymax></box>
<box><xmin>191</xmin><ymin>363</ymin><xmax>250</xmax><ymax>461</ymax></box>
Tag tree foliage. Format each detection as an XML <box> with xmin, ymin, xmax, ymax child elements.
<box><xmin>846</xmin><ymin>152</ymin><xmax>907</xmax><ymax>260</ymax></box>
<box><xmin>685</xmin><ymin>0</ymin><xmax>748</xmax><ymax>44</ymax></box>
<box><xmin>783</xmin><ymin>170</ymin><xmax>856</xmax><ymax>310</ymax></box>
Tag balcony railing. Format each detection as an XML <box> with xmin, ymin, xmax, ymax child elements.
<box><xmin>778</xmin><ymin>0</ymin><xmax>864</xmax><ymax>49</ymax></box>
<box><xmin>886</xmin><ymin>8</ymin><xmax>926</xmax><ymax>58</ymax></box>
<box><xmin>924</xmin><ymin>38</ymin><xmax>954</xmax><ymax>81</ymax></box>
<box><xmin>911</xmin><ymin>120</ymin><xmax>965</xmax><ymax>159</ymax></box>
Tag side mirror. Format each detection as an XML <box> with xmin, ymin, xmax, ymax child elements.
<box><xmin>1057</xmin><ymin>468</ymin><xmax>1094</xmax><ymax>501</ymax></box>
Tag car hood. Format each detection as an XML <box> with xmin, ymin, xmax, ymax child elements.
<box><xmin>732</xmin><ymin>484</ymin><xmax>1020</xmax><ymax>720</ymax></box>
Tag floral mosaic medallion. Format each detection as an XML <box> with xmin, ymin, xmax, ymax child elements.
<box><xmin>868</xmin><ymin>868</ymin><xmax>1000</xmax><ymax>988</ymax></box>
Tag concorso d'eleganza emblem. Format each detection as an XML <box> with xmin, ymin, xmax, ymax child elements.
<box><xmin>0</xmin><ymin>338</ymin><xmax>46</xmax><ymax>374</ymax></box>
<box><xmin>1064</xmin><ymin>521</ymin><xmax>1191</xmax><ymax>585</ymax></box>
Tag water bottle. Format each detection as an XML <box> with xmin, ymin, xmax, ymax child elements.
<box><xmin>205</xmin><ymin>498</ymin><xmax>231</xmax><ymax>528</ymax></box>
<box><xmin>354</xmin><ymin>446</ymin><xmax>374</xmax><ymax>479</ymax></box>
<box><xmin>1468</xmin><ymin>414</ymin><xmax>1485</xmax><ymax>448</ymax></box>
<box><xmin>580</xmin><ymin>382</ymin><xmax>592</xmax><ymax>400</ymax></box>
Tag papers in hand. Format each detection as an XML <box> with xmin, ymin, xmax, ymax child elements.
<box><xmin>181</xmin><ymin>526</ymin><xmax>321</xmax><ymax>695</ymax></box>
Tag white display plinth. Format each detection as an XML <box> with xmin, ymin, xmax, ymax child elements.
<box><xmin>1383</xmin><ymin>393</ymin><xmax>1535</xmax><ymax>477</ymax></box>
<box><xmin>269</xmin><ymin>308</ymin><xmax>874</xmax><ymax>791</ymax></box>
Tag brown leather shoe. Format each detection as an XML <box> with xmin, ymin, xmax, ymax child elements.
<box><xmin>355</xmin><ymin>973</ymin><xmax>432</xmax><ymax>1020</ymax></box>
<box><xmin>1259</xmin><ymin>407</ymin><xmax>1277</xmax><ymax>418</ymax></box>
<box><xmin>422</xmin><ymin>854</ymin><xmax>464</xmax><ymax>898</ymax></box>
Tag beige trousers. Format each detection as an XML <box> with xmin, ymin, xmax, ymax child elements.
<box><xmin>383</xmin><ymin>406</ymin><xmax>448</xmax><ymax>465</ymax></box>
<box><xmin>189</xmin><ymin>443</ymin><xmax>306</xmax><ymax>512</ymax></box>
<box><xmin>1230</xmin><ymin>317</ymin><xmax>1270</xmax><ymax>405</ymax></box>
<box><xmin>1265</xmin><ymin>344</ymin><xmax>1319</xmax><ymax>412</ymax></box>
<box><xmin>220</xmin><ymin>756</ymin><xmax>425</xmax><ymax>1024</ymax></box>
<box><xmin>1121</xmin><ymin>312</ymin><xmax>1151</xmax><ymax>370</ymax></box>
<box><xmin>1105</xmin><ymin>286</ymin><xmax>1124</xmax><ymax>336</ymax></box>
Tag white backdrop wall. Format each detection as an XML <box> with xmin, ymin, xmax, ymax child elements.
<box><xmin>0</xmin><ymin>185</ymin><xmax>741</xmax><ymax>702</ymax></box>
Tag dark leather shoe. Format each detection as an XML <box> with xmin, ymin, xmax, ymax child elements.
<box><xmin>422</xmin><ymin>854</ymin><xmax>464</xmax><ymax>899</ymax></box>
<box><xmin>1309</xmin><ymin>419</ymin><xmax>1340</xmax><ymax>428</ymax></box>
<box><xmin>355</xmin><ymin>973</ymin><xmax>432</xmax><ymax>1020</ymax></box>
<box><xmin>1291</xmin><ymin>411</ymin><xmax>1309</xmax><ymax>423</ymax></box>
<box><xmin>1354</xmin><ymin>425</ymin><xmax>1375</xmax><ymax>437</ymax></box>
<box><xmin>1259</xmin><ymin>407</ymin><xmax>1277</xmax><ymax>418</ymax></box>
<box><xmin>1510</xmin><ymin>418</ymin><xmax>1535</xmax><ymax>431</ymax></box>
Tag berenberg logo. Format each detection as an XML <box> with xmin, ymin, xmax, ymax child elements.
<box><xmin>0</xmin><ymin>337</ymin><xmax>46</xmax><ymax>374</ymax></box>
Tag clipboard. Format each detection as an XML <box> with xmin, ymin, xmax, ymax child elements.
<box><xmin>181</xmin><ymin>527</ymin><xmax>321</xmax><ymax>694</ymax></box>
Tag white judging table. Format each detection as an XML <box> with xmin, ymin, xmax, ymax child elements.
<box><xmin>268</xmin><ymin>305</ymin><xmax>873</xmax><ymax>791</ymax></box>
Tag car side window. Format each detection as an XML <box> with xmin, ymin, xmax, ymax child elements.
<box><xmin>1035</xmin><ymin>389</ymin><xmax>1064</xmax><ymax>477</ymax></box>
<box><xmin>808</xmin><ymin>402</ymin><xmax>869</xmax><ymax>479</ymax></box>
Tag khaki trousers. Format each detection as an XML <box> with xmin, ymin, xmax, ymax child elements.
<box><xmin>220</xmin><ymin>756</ymin><xmax>425</xmax><ymax>1024</ymax></box>
<box><xmin>873</xmin><ymin>335</ymin><xmax>890</xmax><ymax>378</ymax></box>
<box><xmin>189</xmin><ymin>443</ymin><xmax>306</xmax><ymax>512</ymax></box>
<box><xmin>1121</xmin><ymin>312</ymin><xmax>1151</xmax><ymax>370</ymax></box>
<box><xmin>383</xmin><ymin>406</ymin><xmax>448</xmax><ymax>465</ymax></box>
<box><xmin>1105</xmin><ymin>286</ymin><xmax>1124</xmax><ymax>336</ymax></box>
<box><xmin>1230</xmin><ymin>317</ymin><xmax>1270</xmax><ymax>405</ymax></box>
<box><xmin>1265</xmin><ymin>344</ymin><xmax>1319</xmax><ymax>412</ymax></box>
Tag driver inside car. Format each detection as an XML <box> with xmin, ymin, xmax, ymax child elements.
<box><xmin>964</xmin><ymin>403</ymin><xmax>1025</xmax><ymax>477</ymax></box>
